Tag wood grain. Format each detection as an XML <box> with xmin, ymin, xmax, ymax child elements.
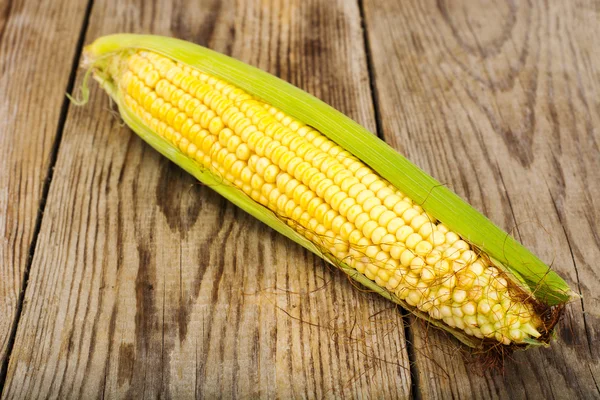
<box><xmin>363</xmin><ymin>0</ymin><xmax>600</xmax><ymax>398</ymax></box>
<box><xmin>0</xmin><ymin>0</ymin><xmax>89</xmax><ymax>373</ymax></box>
<box><xmin>2</xmin><ymin>0</ymin><xmax>413</xmax><ymax>398</ymax></box>
<box><xmin>3</xmin><ymin>0</ymin><xmax>599</xmax><ymax>398</ymax></box>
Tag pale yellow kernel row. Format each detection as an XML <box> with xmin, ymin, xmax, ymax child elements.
<box><xmin>119</xmin><ymin>50</ymin><xmax>540</xmax><ymax>345</ymax></box>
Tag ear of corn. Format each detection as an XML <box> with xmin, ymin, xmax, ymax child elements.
<box><xmin>82</xmin><ymin>34</ymin><xmax>574</xmax><ymax>349</ymax></box>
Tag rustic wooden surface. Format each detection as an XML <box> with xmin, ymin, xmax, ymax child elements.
<box><xmin>0</xmin><ymin>0</ymin><xmax>598</xmax><ymax>398</ymax></box>
<box><xmin>0</xmin><ymin>0</ymin><xmax>92</xmax><ymax>379</ymax></box>
<box><xmin>363</xmin><ymin>1</ymin><xmax>600</xmax><ymax>398</ymax></box>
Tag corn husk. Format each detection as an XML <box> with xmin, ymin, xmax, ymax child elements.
<box><xmin>82</xmin><ymin>34</ymin><xmax>575</xmax><ymax>348</ymax></box>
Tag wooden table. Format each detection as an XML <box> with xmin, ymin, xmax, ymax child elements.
<box><xmin>1</xmin><ymin>0</ymin><xmax>598</xmax><ymax>398</ymax></box>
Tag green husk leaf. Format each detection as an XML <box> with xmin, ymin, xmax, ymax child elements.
<box><xmin>84</xmin><ymin>34</ymin><xmax>574</xmax><ymax>348</ymax></box>
<box><xmin>522</xmin><ymin>337</ymin><xmax>550</xmax><ymax>347</ymax></box>
<box><xmin>85</xmin><ymin>33</ymin><xmax>573</xmax><ymax>306</ymax></box>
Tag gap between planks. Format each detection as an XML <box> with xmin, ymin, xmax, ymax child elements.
<box><xmin>357</xmin><ymin>0</ymin><xmax>421</xmax><ymax>398</ymax></box>
<box><xmin>0</xmin><ymin>0</ymin><xmax>96</xmax><ymax>395</ymax></box>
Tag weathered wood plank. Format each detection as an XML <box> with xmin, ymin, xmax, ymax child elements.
<box><xmin>2</xmin><ymin>0</ymin><xmax>413</xmax><ymax>398</ymax></box>
<box><xmin>0</xmin><ymin>0</ymin><xmax>90</xmax><ymax>374</ymax></box>
<box><xmin>363</xmin><ymin>0</ymin><xmax>599</xmax><ymax>398</ymax></box>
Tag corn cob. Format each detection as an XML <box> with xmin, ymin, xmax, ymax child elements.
<box><xmin>81</xmin><ymin>34</ymin><xmax>574</xmax><ymax>349</ymax></box>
